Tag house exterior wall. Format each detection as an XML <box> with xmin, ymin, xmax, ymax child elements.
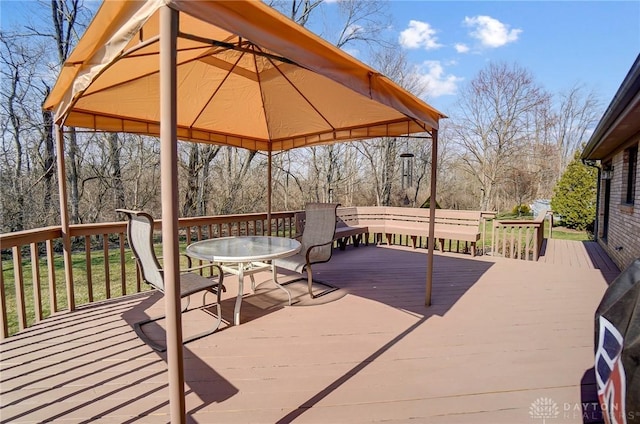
<box><xmin>597</xmin><ymin>137</ymin><xmax>640</xmax><ymax>270</ymax></box>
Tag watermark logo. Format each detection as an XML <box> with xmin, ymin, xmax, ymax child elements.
<box><xmin>530</xmin><ymin>397</ymin><xmax>559</xmax><ymax>423</ymax></box>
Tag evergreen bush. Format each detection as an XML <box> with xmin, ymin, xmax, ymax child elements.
<box><xmin>551</xmin><ymin>151</ymin><xmax>597</xmax><ymax>230</ymax></box>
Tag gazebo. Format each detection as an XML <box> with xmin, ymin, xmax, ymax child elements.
<box><xmin>43</xmin><ymin>1</ymin><xmax>445</xmax><ymax>421</ymax></box>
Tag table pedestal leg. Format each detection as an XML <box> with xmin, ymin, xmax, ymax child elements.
<box><xmin>234</xmin><ymin>262</ymin><xmax>244</xmax><ymax>326</ymax></box>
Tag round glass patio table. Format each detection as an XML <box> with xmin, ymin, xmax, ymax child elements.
<box><xmin>186</xmin><ymin>236</ymin><xmax>301</xmax><ymax>326</ymax></box>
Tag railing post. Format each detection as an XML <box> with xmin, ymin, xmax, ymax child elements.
<box><xmin>11</xmin><ymin>247</ymin><xmax>26</xmax><ymax>331</ymax></box>
<box><xmin>0</xmin><ymin>263</ymin><xmax>7</xmax><ymax>339</ymax></box>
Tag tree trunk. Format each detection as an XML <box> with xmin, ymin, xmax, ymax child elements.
<box><xmin>41</xmin><ymin>107</ymin><xmax>56</xmax><ymax>219</ymax></box>
<box><xmin>108</xmin><ymin>133</ymin><xmax>125</xmax><ymax>213</ymax></box>
<box><xmin>182</xmin><ymin>143</ymin><xmax>199</xmax><ymax>217</ymax></box>
<box><xmin>8</xmin><ymin>69</ymin><xmax>25</xmax><ymax>231</ymax></box>
<box><xmin>67</xmin><ymin>127</ymin><xmax>81</xmax><ymax>224</ymax></box>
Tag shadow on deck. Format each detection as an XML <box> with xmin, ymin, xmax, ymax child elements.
<box><xmin>1</xmin><ymin>243</ymin><xmax>615</xmax><ymax>423</ymax></box>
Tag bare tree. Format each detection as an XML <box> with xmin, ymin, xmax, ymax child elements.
<box><xmin>267</xmin><ymin>0</ymin><xmax>394</xmax><ymax>208</ymax></box>
<box><xmin>107</xmin><ymin>133</ymin><xmax>125</xmax><ymax>212</ymax></box>
<box><xmin>211</xmin><ymin>148</ymin><xmax>259</xmax><ymax>214</ymax></box>
<box><xmin>128</xmin><ymin>135</ymin><xmax>160</xmax><ymax>211</ymax></box>
<box><xmin>0</xmin><ymin>34</ymin><xmax>39</xmax><ymax>231</ymax></box>
<box><xmin>331</xmin><ymin>0</ymin><xmax>391</xmax><ymax>49</ymax></box>
<box><xmin>180</xmin><ymin>143</ymin><xmax>223</xmax><ymax>217</ymax></box>
<box><xmin>23</xmin><ymin>0</ymin><xmax>90</xmax><ymax>224</ymax></box>
<box><xmin>182</xmin><ymin>144</ymin><xmax>201</xmax><ymax>217</ymax></box>
<box><xmin>552</xmin><ymin>84</ymin><xmax>600</xmax><ymax>180</ymax></box>
<box><xmin>40</xmin><ymin>85</ymin><xmax>56</xmax><ymax>218</ymax></box>
<box><xmin>356</xmin><ymin>47</ymin><xmax>429</xmax><ymax>206</ymax></box>
<box><xmin>452</xmin><ymin>62</ymin><xmax>550</xmax><ymax>211</ymax></box>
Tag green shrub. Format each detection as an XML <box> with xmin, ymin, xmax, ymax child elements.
<box><xmin>551</xmin><ymin>150</ymin><xmax>597</xmax><ymax>231</ymax></box>
<box><xmin>511</xmin><ymin>204</ymin><xmax>531</xmax><ymax>216</ymax></box>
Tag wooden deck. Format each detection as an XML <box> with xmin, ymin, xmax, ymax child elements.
<box><xmin>1</xmin><ymin>241</ymin><xmax>618</xmax><ymax>423</ymax></box>
<box><xmin>539</xmin><ymin>239</ymin><xmax>620</xmax><ymax>283</ymax></box>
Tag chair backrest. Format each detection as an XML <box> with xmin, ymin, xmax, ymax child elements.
<box><xmin>300</xmin><ymin>203</ymin><xmax>339</xmax><ymax>264</ymax></box>
<box><xmin>117</xmin><ymin>209</ymin><xmax>165</xmax><ymax>291</ymax></box>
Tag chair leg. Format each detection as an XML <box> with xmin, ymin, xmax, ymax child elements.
<box><xmin>272</xmin><ymin>266</ymin><xmax>339</xmax><ymax>300</ymax></box>
<box><xmin>134</xmin><ymin>289</ymin><xmax>223</xmax><ymax>352</ymax></box>
<box><xmin>181</xmin><ymin>302</ymin><xmax>223</xmax><ymax>346</ymax></box>
<box><xmin>306</xmin><ymin>267</ymin><xmax>339</xmax><ymax>299</ymax></box>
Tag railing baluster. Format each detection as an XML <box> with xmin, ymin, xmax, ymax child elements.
<box><xmin>12</xmin><ymin>246</ymin><xmax>26</xmax><ymax>331</ymax></box>
<box><xmin>533</xmin><ymin>225</ymin><xmax>540</xmax><ymax>261</ymax></box>
<box><xmin>520</xmin><ymin>226</ymin><xmax>524</xmax><ymax>259</ymax></box>
<box><xmin>30</xmin><ymin>243</ymin><xmax>43</xmax><ymax>322</ymax></box>
<box><xmin>0</xmin><ymin>258</ymin><xmax>8</xmax><ymax>339</ymax></box>
<box><xmin>85</xmin><ymin>235</ymin><xmax>93</xmax><ymax>302</ymax></box>
<box><xmin>119</xmin><ymin>233</ymin><xmax>126</xmax><ymax>296</ymax></box>
<box><xmin>502</xmin><ymin>227</ymin><xmax>507</xmax><ymax>257</ymax></box>
<box><xmin>103</xmin><ymin>234</ymin><xmax>111</xmax><ymax>299</ymax></box>
<box><xmin>46</xmin><ymin>239</ymin><xmax>57</xmax><ymax>313</ymax></box>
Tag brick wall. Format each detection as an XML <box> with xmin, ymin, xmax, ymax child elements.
<box><xmin>597</xmin><ymin>139</ymin><xmax>640</xmax><ymax>270</ymax></box>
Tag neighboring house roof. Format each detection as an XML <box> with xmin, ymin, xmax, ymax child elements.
<box><xmin>582</xmin><ymin>54</ymin><xmax>640</xmax><ymax>161</ymax></box>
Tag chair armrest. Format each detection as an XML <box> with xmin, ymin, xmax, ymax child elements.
<box><xmin>184</xmin><ymin>263</ymin><xmax>223</xmax><ymax>273</ymax></box>
<box><xmin>303</xmin><ymin>239</ymin><xmax>334</xmax><ymax>264</ymax></box>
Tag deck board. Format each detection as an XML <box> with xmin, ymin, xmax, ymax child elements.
<box><xmin>0</xmin><ymin>241</ymin><xmax>618</xmax><ymax>423</ymax></box>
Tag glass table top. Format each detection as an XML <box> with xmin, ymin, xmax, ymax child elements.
<box><xmin>186</xmin><ymin>236</ymin><xmax>301</xmax><ymax>263</ymax></box>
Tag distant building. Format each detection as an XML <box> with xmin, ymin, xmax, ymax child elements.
<box><xmin>581</xmin><ymin>54</ymin><xmax>640</xmax><ymax>270</ymax></box>
<box><xmin>530</xmin><ymin>199</ymin><xmax>551</xmax><ymax>218</ymax></box>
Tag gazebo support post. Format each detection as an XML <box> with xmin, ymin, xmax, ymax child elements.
<box><xmin>160</xmin><ymin>6</ymin><xmax>186</xmax><ymax>423</ymax></box>
<box><xmin>267</xmin><ymin>150</ymin><xmax>272</xmax><ymax>236</ymax></box>
<box><xmin>55</xmin><ymin>124</ymin><xmax>75</xmax><ymax>311</ymax></box>
<box><xmin>426</xmin><ymin>129</ymin><xmax>438</xmax><ymax>307</ymax></box>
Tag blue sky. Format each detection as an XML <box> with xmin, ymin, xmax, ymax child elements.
<box><xmin>380</xmin><ymin>1</ymin><xmax>640</xmax><ymax>112</ymax></box>
<box><xmin>1</xmin><ymin>0</ymin><xmax>638</xmax><ymax>114</ymax></box>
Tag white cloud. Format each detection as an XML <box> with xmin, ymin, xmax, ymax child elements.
<box><xmin>454</xmin><ymin>43</ymin><xmax>470</xmax><ymax>53</ymax></box>
<box><xmin>399</xmin><ymin>20</ymin><xmax>442</xmax><ymax>50</ymax></box>
<box><xmin>415</xmin><ymin>61</ymin><xmax>463</xmax><ymax>98</ymax></box>
<box><xmin>463</xmin><ymin>15</ymin><xmax>522</xmax><ymax>48</ymax></box>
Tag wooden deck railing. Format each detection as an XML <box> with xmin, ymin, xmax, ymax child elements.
<box><xmin>0</xmin><ymin>211</ymin><xmax>297</xmax><ymax>339</ymax></box>
<box><xmin>491</xmin><ymin>211</ymin><xmax>552</xmax><ymax>261</ymax></box>
<box><xmin>1</xmin><ymin>208</ymin><xmax>520</xmax><ymax>339</ymax></box>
